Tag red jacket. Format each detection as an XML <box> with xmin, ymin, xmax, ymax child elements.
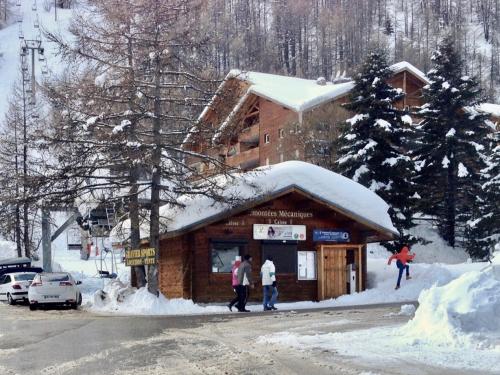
<box><xmin>388</xmin><ymin>246</ymin><xmax>415</xmax><ymax>266</ymax></box>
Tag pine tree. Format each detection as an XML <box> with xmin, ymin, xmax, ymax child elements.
<box><xmin>337</xmin><ymin>50</ymin><xmax>418</xmax><ymax>251</ymax></box>
<box><xmin>465</xmin><ymin>132</ymin><xmax>500</xmax><ymax>259</ymax></box>
<box><xmin>413</xmin><ymin>35</ymin><xmax>491</xmax><ymax>250</ymax></box>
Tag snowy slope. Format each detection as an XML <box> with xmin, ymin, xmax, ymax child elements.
<box><xmin>0</xmin><ymin>0</ymin><xmax>74</xmax><ymax>119</ymax></box>
<box><xmin>0</xmin><ymin>237</ymin><xmax>17</xmax><ymax>258</ymax></box>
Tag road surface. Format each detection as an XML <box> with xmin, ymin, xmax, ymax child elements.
<box><xmin>0</xmin><ymin>302</ymin><xmax>493</xmax><ymax>375</ymax></box>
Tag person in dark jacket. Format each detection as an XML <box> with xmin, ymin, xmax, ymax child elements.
<box><xmin>236</xmin><ymin>254</ymin><xmax>253</xmax><ymax>312</ymax></box>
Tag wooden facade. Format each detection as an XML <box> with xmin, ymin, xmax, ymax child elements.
<box><xmin>185</xmin><ymin>63</ymin><xmax>429</xmax><ymax>174</ymax></box>
<box><xmin>157</xmin><ymin>189</ymin><xmax>390</xmax><ymax>303</ymax></box>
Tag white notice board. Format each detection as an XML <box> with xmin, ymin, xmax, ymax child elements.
<box><xmin>297</xmin><ymin>251</ymin><xmax>316</xmax><ymax>280</ymax></box>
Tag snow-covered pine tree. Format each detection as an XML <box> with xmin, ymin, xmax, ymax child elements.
<box><xmin>413</xmin><ymin>35</ymin><xmax>491</xmax><ymax>250</ymax></box>
<box><xmin>336</xmin><ymin>50</ymin><xmax>418</xmax><ymax>251</ymax></box>
<box><xmin>465</xmin><ymin>131</ymin><xmax>500</xmax><ymax>259</ymax></box>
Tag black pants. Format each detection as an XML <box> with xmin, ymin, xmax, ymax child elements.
<box><xmin>235</xmin><ymin>285</ymin><xmax>248</xmax><ymax>311</ymax></box>
<box><xmin>229</xmin><ymin>288</ymin><xmax>239</xmax><ymax>308</ymax></box>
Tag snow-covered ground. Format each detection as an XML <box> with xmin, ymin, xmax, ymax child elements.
<box><xmin>257</xmin><ymin>254</ymin><xmax>500</xmax><ymax>374</ymax></box>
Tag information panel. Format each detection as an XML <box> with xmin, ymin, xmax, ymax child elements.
<box><xmin>313</xmin><ymin>229</ymin><xmax>350</xmax><ymax>243</ymax></box>
<box><xmin>297</xmin><ymin>251</ymin><xmax>317</xmax><ymax>280</ymax></box>
<box><xmin>253</xmin><ymin>224</ymin><xmax>306</xmax><ymax>241</ymax></box>
<box><xmin>125</xmin><ymin>247</ymin><xmax>156</xmax><ymax>266</ymax></box>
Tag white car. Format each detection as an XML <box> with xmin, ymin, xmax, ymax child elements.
<box><xmin>28</xmin><ymin>272</ymin><xmax>82</xmax><ymax>310</ymax></box>
<box><xmin>0</xmin><ymin>272</ymin><xmax>37</xmax><ymax>305</ymax></box>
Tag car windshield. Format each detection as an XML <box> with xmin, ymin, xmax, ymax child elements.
<box><xmin>41</xmin><ymin>274</ymin><xmax>70</xmax><ymax>282</ymax></box>
<box><xmin>13</xmin><ymin>273</ymin><xmax>36</xmax><ymax>281</ymax></box>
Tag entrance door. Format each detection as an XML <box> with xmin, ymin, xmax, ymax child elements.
<box><xmin>318</xmin><ymin>246</ymin><xmax>346</xmax><ymax>300</ymax></box>
<box><xmin>317</xmin><ymin>244</ymin><xmax>363</xmax><ymax>300</ymax></box>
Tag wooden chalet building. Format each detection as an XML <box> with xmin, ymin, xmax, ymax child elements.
<box><xmin>184</xmin><ymin>61</ymin><xmax>430</xmax><ymax>173</ymax></box>
<box><xmin>153</xmin><ymin>161</ymin><xmax>398</xmax><ymax>303</ymax></box>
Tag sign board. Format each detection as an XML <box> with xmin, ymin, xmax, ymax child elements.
<box><xmin>297</xmin><ymin>251</ymin><xmax>316</xmax><ymax>280</ymax></box>
<box><xmin>125</xmin><ymin>247</ymin><xmax>156</xmax><ymax>266</ymax></box>
<box><xmin>313</xmin><ymin>229</ymin><xmax>350</xmax><ymax>243</ymax></box>
<box><xmin>253</xmin><ymin>224</ymin><xmax>306</xmax><ymax>241</ymax></box>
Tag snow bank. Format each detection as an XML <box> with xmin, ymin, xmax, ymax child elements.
<box><xmin>88</xmin><ymin>282</ymin><xmax>226</xmax><ymax>316</ymax></box>
<box><xmin>403</xmin><ymin>257</ymin><xmax>500</xmax><ymax>348</ymax></box>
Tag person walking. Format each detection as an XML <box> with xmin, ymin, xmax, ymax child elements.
<box><xmin>227</xmin><ymin>256</ymin><xmax>241</xmax><ymax>312</ymax></box>
<box><xmin>388</xmin><ymin>245</ymin><xmax>416</xmax><ymax>290</ymax></box>
<box><xmin>261</xmin><ymin>256</ymin><xmax>278</xmax><ymax>311</ymax></box>
<box><xmin>236</xmin><ymin>254</ymin><xmax>253</xmax><ymax>312</ymax></box>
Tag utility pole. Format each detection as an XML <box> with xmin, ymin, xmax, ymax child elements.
<box><xmin>54</xmin><ymin>0</ymin><xmax>57</xmax><ymax>21</ymax></box>
<box><xmin>19</xmin><ymin>40</ymin><xmax>44</xmax><ymax>258</ymax></box>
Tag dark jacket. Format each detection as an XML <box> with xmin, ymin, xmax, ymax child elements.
<box><xmin>237</xmin><ymin>260</ymin><xmax>252</xmax><ymax>286</ymax></box>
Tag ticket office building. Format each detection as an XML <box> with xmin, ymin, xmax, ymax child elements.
<box><xmin>157</xmin><ymin>188</ymin><xmax>394</xmax><ymax>303</ymax></box>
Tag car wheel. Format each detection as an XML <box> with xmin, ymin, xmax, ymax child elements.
<box><xmin>77</xmin><ymin>293</ymin><xmax>82</xmax><ymax>306</ymax></box>
<box><xmin>7</xmin><ymin>293</ymin><xmax>15</xmax><ymax>306</ymax></box>
<box><xmin>29</xmin><ymin>303</ymin><xmax>37</xmax><ymax>311</ymax></box>
<box><xmin>71</xmin><ymin>302</ymin><xmax>78</xmax><ymax>310</ymax></box>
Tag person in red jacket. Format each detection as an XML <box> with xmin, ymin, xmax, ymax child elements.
<box><xmin>227</xmin><ymin>257</ymin><xmax>241</xmax><ymax>311</ymax></box>
<box><xmin>388</xmin><ymin>245</ymin><xmax>416</xmax><ymax>290</ymax></box>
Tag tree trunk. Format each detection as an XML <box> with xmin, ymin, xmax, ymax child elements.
<box><xmin>147</xmin><ymin>25</ymin><xmax>163</xmax><ymax>296</ymax></box>
<box><xmin>444</xmin><ymin>156</ymin><xmax>456</xmax><ymax>247</ymax></box>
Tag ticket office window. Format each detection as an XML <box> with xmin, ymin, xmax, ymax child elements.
<box><xmin>261</xmin><ymin>242</ymin><xmax>297</xmax><ymax>274</ymax></box>
<box><xmin>211</xmin><ymin>241</ymin><xmax>245</xmax><ymax>273</ymax></box>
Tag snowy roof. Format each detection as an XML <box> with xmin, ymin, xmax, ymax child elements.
<box><xmin>228</xmin><ymin>70</ymin><xmax>355</xmax><ymax>113</ymax></box>
<box><xmin>204</xmin><ymin>62</ymin><xmax>429</xmax><ymax>141</ymax></box>
<box><xmin>478</xmin><ymin>103</ymin><xmax>500</xmax><ymax>118</ymax></box>
<box><xmin>389</xmin><ymin>61</ymin><xmax>429</xmax><ymax>84</ymax></box>
<box><xmin>115</xmin><ymin>161</ymin><xmax>396</xmax><ymax>242</ymax></box>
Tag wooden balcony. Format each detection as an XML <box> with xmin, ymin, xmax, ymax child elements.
<box><xmin>226</xmin><ymin>146</ymin><xmax>260</xmax><ymax>169</ymax></box>
<box><xmin>239</xmin><ymin>124</ymin><xmax>260</xmax><ymax>144</ymax></box>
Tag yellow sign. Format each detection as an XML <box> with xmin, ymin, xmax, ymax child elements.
<box><xmin>125</xmin><ymin>247</ymin><xmax>157</xmax><ymax>267</ymax></box>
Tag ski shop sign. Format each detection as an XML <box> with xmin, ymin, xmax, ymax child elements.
<box><xmin>125</xmin><ymin>248</ymin><xmax>156</xmax><ymax>266</ymax></box>
<box><xmin>313</xmin><ymin>229</ymin><xmax>350</xmax><ymax>243</ymax></box>
<box><xmin>253</xmin><ymin>224</ymin><xmax>306</xmax><ymax>241</ymax></box>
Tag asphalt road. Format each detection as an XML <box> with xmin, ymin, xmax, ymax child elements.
<box><xmin>0</xmin><ymin>302</ymin><xmax>493</xmax><ymax>375</ymax></box>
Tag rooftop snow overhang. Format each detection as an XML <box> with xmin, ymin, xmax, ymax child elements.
<box><xmin>159</xmin><ymin>185</ymin><xmax>397</xmax><ymax>242</ymax></box>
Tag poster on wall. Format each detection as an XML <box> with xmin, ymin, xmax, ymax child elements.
<box><xmin>253</xmin><ymin>224</ymin><xmax>306</xmax><ymax>241</ymax></box>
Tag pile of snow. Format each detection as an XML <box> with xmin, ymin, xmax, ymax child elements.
<box><xmin>257</xmin><ymin>256</ymin><xmax>500</xmax><ymax>373</ymax></box>
<box><xmin>0</xmin><ymin>238</ymin><xmax>16</xmax><ymax>259</ymax></box>
<box><xmin>88</xmin><ymin>281</ymin><xmax>226</xmax><ymax>316</ymax></box>
<box><xmin>402</xmin><ymin>254</ymin><xmax>500</xmax><ymax>349</ymax></box>
<box><xmin>393</xmin><ymin>304</ymin><xmax>416</xmax><ymax>316</ymax></box>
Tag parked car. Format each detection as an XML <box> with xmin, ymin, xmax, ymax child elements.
<box><xmin>0</xmin><ymin>272</ymin><xmax>37</xmax><ymax>305</ymax></box>
<box><xmin>28</xmin><ymin>272</ymin><xmax>82</xmax><ymax>310</ymax></box>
